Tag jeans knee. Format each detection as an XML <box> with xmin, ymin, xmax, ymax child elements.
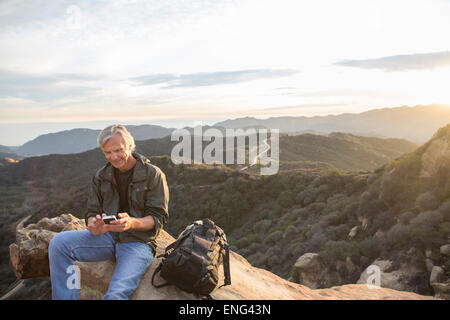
<box><xmin>49</xmin><ymin>232</ymin><xmax>68</xmax><ymax>259</ymax></box>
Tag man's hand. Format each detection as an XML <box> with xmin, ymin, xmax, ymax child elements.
<box><xmin>107</xmin><ymin>212</ymin><xmax>135</xmax><ymax>233</ymax></box>
<box><xmin>88</xmin><ymin>212</ymin><xmax>155</xmax><ymax>235</ymax></box>
<box><xmin>87</xmin><ymin>214</ymin><xmax>108</xmax><ymax>236</ymax></box>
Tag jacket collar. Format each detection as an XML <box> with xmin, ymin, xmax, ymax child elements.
<box><xmin>99</xmin><ymin>152</ymin><xmax>150</xmax><ymax>183</ymax></box>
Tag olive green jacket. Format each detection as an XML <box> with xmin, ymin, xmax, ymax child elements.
<box><xmin>85</xmin><ymin>153</ymin><xmax>169</xmax><ymax>253</ymax></box>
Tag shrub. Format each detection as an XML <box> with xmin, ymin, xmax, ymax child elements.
<box><xmin>288</xmin><ymin>241</ymin><xmax>306</xmax><ymax>258</ymax></box>
<box><xmin>266</xmin><ymin>246</ymin><xmax>282</xmax><ymax>257</ymax></box>
<box><xmin>408</xmin><ymin>210</ymin><xmax>444</xmax><ymax>248</ymax></box>
<box><xmin>438</xmin><ymin>178</ymin><xmax>450</xmax><ymax>202</ymax></box>
<box><xmin>278</xmin><ymin>190</ymin><xmax>296</xmax><ymax>208</ymax></box>
<box><xmin>319</xmin><ymin>240</ymin><xmax>358</xmax><ymax>263</ymax></box>
<box><xmin>359</xmin><ymin>199</ymin><xmax>387</xmax><ymax>218</ymax></box>
<box><xmin>438</xmin><ymin>221</ymin><xmax>450</xmax><ymax>238</ymax></box>
<box><xmin>227</xmin><ymin>237</ymin><xmax>238</xmax><ymax>250</ymax></box>
<box><xmin>366</xmin><ymin>173</ymin><xmax>379</xmax><ymax>186</ymax></box>
<box><xmin>307</xmin><ymin>232</ymin><xmax>328</xmax><ymax>252</ymax></box>
<box><xmin>247</xmin><ymin>252</ymin><xmax>267</xmax><ymax>266</ymax></box>
<box><xmin>253</xmin><ymin>219</ymin><xmax>272</xmax><ymax>233</ymax></box>
<box><xmin>267</xmin><ymin>254</ymin><xmax>281</xmax><ymax>267</ymax></box>
<box><xmin>296</xmin><ymin>189</ymin><xmax>315</xmax><ymax>206</ymax></box>
<box><xmin>306</xmin><ymin>202</ymin><xmax>327</xmax><ymax>215</ymax></box>
<box><xmin>247</xmin><ymin>233</ymin><xmax>262</xmax><ymax>244</ymax></box>
<box><xmin>260</xmin><ymin>209</ymin><xmax>277</xmax><ymax>220</ymax></box>
<box><xmin>267</xmin><ymin>230</ymin><xmax>283</xmax><ymax>243</ymax></box>
<box><xmin>370</xmin><ymin>210</ymin><xmax>396</xmax><ymax>232</ymax></box>
<box><xmin>323</xmin><ymin>211</ymin><xmax>342</xmax><ymax>226</ymax></box>
<box><xmin>410</xmin><ymin>210</ymin><xmax>443</xmax><ymax>228</ymax></box>
<box><xmin>357</xmin><ymin>237</ymin><xmax>382</xmax><ymax>259</ymax></box>
<box><xmin>236</xmin><ymin>236</ymin><xmax>250</xmax><ymax>249</ymax></box>
<box><xmin>326</xmin><ymin>224</ymin><xmax>349</xmax><ymax>240</ymax></box>
<box><xmin>283</xmin><ymin>225</ymin><xmax>298</xmax><ymax>239</ymax></box>
<box><xmin>359</xmin><ymin>191</ymin><xmax>372</xmax><ymax>204</ymax></box>
<box><xmin>341</xmin><ymin>202</ymin><xmax>359</xmax><ymax>220</ymax></box>
<box><xmin>326</xmin><ymin>194</ymin><xmax>349</xmax><ymax>212</ymax></box>
<box><xmin>386</xmin><ymin>224</ymin><xmax>411</xmax><ymax>250</ymax></box>
<box><xmin>439</xmin><ymin>199</ymin><xmax>450</xmax><ymax>221</ymax></box>
<box><xmin>399</xmin><ymin>211</ymin><xmax>415</xmax><ymax>225</ymax></box>
<box><xmin>415</xmin><ymin>192</ymin><xmax>440</xmax><ymax>211</ymax></box>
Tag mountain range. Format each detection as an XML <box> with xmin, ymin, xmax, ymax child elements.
<box><xmin>215</xmin><ymin>104</ymin><xmax>450</xmax><ymax>143</ymax></box>
<box><xmin>3</xmin><ymin>104</ymin><xmax>449</xmax><ymax>158</ymax></box>
<box><xmin>13</xmin><ymin>124</ymin><xmax>175</xmax><ymax>157</ymax></box>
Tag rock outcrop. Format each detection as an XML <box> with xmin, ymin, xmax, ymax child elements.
<box><xmin>293</xmin><ymin>253</ymin><xmax>335</xmax><ymax>289</ymax></box>
<box><xmin>357</xmin><ymin>259</ymin><xmax>423</xmax><ymax>292</ymax></box>
<box><xmin>428</xmin><ymin>244</ymin><xmax>450</xmax><ymax>299</ymax></box>
<box><xmin>9</xmin><ymin>214</ymin><xmax>434</xmax><ymax>300</ymax></box>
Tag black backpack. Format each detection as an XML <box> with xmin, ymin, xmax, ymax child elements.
<box><xmin>151</xmin><ymin>218</ymin><xmax>231</xmax><ymax>298</ymax></box>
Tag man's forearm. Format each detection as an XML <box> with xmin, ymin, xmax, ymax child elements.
<box><xmin>131</xmin><ymin>215</ymin><xmax>155</xmax><ymax>231</ymax></box>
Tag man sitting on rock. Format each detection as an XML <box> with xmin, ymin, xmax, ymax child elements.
<box><xmin>48</xmin><ymin>124</ymin><xmax>169</xmax><ymax>299</ymax></box>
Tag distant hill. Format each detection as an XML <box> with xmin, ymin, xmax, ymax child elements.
<box><xmin>0</xmin><ymin>145</ymin><xmax>15</xmax><ymax>154</ymax></box>
<box><xmin>214</xmin><ymin>104</ymin><xmax>450</xmax><ymax>143</ymax></box>
<box><xmin>9</xmin><ymin>104</ymin><xmax>449</xmax><ymax>156</ymax></box>
<box><xmin>277</xmin><ymin>133</ymin><xmax>417</xmax><ymax>172</ymax></box>
<box><xmin>136</xmin><ymin>131</ymin><xmax>417</xmax><ymax>172</ymax></box>
<box><xmin>0</xmin><ymin>145</ymin><xmax>21</xmax><ymax>162</ymax></box>
<box><xmin>15</xmin><ymin>125</ymin><xmax>175</xmax><ymax>156</ymax></box>
<box><xmin>1</xmin><ymin>132</ymin><xmax>417</xmax><ymax>184</ymax></box>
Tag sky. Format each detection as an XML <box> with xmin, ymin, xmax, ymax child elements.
<box><xmin>1</xmin><ymin>0</ymin><xmax>450</xmax><ymax>145</ymax></box>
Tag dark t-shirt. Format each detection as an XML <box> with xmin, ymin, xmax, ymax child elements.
<box><xmin>114</xmin><ymin>165</ymin><xmax>135</xmax><ymax>214</ymax></box>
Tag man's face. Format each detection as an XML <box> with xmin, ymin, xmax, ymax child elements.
<box><xmin>102</xmin><ymin>133</ymin><xmax>132</xmax><ymax>171</ymax></box>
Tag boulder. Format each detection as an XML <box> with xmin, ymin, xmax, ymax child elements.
<box><xmin>357</xmin><ymin>259</ymin><xmax>423</xmax><ymax>293</ymax></box>
<box><xmin>430</xmin><ymin>266</ymin><xmax>445</xmax><ymax>285</ymax></box>
<box><xmin>293</xmin><ymin>253</ymin><xmax>335</xmax><ymax>289</ymax></box>
<box><xmin>9</xmin><ymin>214</ymin><xmax>435</xmax><ymax>300</ymax></box>
<box><xmin>440</xmin><ymin>244</ymin><xmax>450</xmax><ymax>256</ymax></box>
<box><xmin>425</xmin><ymin>259</ymin><xmax>434</xmax><ymax>273</ymax></box>
<box><xmin>348</xmin><ymin>226</ymin><xmax>358</xmax><ymax>240</ymax></box>
<box><xmin>9</xmin><ymin>214</ymin><xmax>86</xmax><ymax>279</ymax></box>
<box><xmin>431</xmin><ymin>281</ymin><xmax>450</xmax><ymax>300</ymax></box>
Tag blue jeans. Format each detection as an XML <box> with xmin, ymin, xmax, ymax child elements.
<box><xmin>48</xmin><ymin>230</ymin><xmax>153</xmax><ymax>300</ymax></box>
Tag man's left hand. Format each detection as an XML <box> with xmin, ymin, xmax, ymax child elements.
<box><xmin>107</xmin><ymin>212</ymin><xmax>135</xmax><ymax>232</ymax></box>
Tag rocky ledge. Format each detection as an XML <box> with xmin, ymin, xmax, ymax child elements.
<box><xmin>9</xmin><ymin>214</ymin><xmax>435</xmax><ymax>300</ymax></box>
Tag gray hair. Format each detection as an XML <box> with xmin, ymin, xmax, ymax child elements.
<box><xmin>97</xmin><ymin>124</ymin><xmax>136</xmax><ymax>151</ymax></box>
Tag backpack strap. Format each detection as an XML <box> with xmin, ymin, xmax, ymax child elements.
<box><xmin>218</xmin><ymin>242</ymin><xmax>231</xmax><ymax>288</ymax></box>
<box><xmin>151</xmin><ymin>262</ymin><xmax>171</xmax><ymax>288</ymax></box>
<box><xmin>166</xmin><ymin>230</ymin><xmax>191</xmax><ymax>253</ymax></box>
<box><xmin>223</xmin><ymin>243</ymin><xmax>231</xmax><ymax>285</ymax></box>
<box><xmin>151</xmin><ymin>230</ymin><xmax>193</xmax><ymax>289</ymax></box>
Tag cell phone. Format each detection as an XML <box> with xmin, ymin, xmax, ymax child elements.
<box><xmin>102</xmin><ymin>215</ymin><xmax>117</xmax><ymax>224</ymax></box>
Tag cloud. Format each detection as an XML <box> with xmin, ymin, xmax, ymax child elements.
<box><xmin>0</xmin><ymin>69</ymin><xmax>100</xmax><ymax>102</ymax></box>
<box><xmin>131</xmin><ymin>69</ymin><xmax>299</xmax><ymax>88</ymax></box>
<box><xmin>335</xmin><ymin>51</ymin><xmax>450</xmax><ymax>71</ymax></box>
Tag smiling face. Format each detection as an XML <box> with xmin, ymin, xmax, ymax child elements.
<box><xmin>102</xmin><ymin>132</ymin><xmax>134</xmax><ymax>171</ymax></box>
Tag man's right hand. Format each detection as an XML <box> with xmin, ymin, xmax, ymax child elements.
<box><xmin>87</xmin><ymin>214</ymin><xmax>108</xmax><ymax>236</ymax></box>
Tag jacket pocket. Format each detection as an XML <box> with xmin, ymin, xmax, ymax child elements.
<box><xmin>131</xmin><ymin>185</ymin><xmax>149</xmax><ymax>211</ymax></box>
